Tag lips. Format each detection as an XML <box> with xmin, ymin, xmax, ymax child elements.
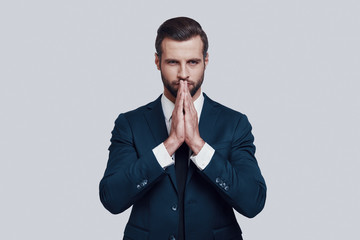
<box><xmin>174</xmin><ymin>81</ymin><xmax>193</xmax><ymax>85</ymax></box>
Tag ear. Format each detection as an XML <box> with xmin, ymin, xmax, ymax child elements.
<box><xmin>204</xmin><ymin>53</ymin><xmax>209</xmax><ymax>69</ymax></box>
<box><xmin>155</xmin><ymin>53</ymin><xmax>160</xmax><ymax>70</ymax></box>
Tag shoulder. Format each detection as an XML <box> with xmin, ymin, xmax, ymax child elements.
<box><xmin>204</xmin><ymin>93</ymin><xmax>247</xmax><ymax>121</ymax></box>
<box><xmin>115</xmin><ymin>95</ymin><xmax>162</xmax><ymax>123</ymax></box>
<box><xmin>202</xmin><ymin>93</ymin><xmax>253</xmax><ymax>143</ymax></box>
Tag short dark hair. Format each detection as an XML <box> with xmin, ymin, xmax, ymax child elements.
<box><xmin>155</xmin><ymin>17</ymin><xmax>208</xmax><ymax>59</ymax></box>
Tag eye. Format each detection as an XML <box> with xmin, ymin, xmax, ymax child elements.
<box><xmin>166</xmin><ymin>60</ymin><xmax>178</xmax><ymax>65</ymax></box>
<box><xmin>189</xmin><ymin>60</ymin><xmax>200</xmax><ymax>65</ymax></box>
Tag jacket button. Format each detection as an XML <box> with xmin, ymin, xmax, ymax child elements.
<box><xmin>136</xmin><ymin>184</ymin><xmax>141</xmax><ymax>189</ymax></box>
<box><xmin>141</xmin><ymin>179</ymin><xmax>148</xmax><ymax>187</ymax></box>
<box><xmin>171</xmin><ymin>204</ymin><xmax>177</xmax><ymax>211</ymax></box>
<box><xmin>220</xmin><ymin>182</ymin><xmax>226</xmax><ymax>188</ymax></box>
<box><xmin>169</xmin><ymin>235</ymin><xmax>176</xmax><ymax>240</ymax></box>
<box><xmin>215</xmin><ymin>177</ymin><xmax>221</xmax><ymax>183</ymax></box>
<box><xmin>224</xmin><ymin>185</ymin><xmax>229</xmax><ymax>191</ymax></box>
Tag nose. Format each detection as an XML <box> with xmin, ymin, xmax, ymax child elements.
<box><xmin>177</xmin><ymin>64</ymin><xmax>189</xmax><ymax>80</ymax></box>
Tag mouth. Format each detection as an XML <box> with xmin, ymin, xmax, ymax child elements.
<box><xmin>174</xmin><ymin>81</ymin><xmax>193</xmax><ymax>86</ymax></box>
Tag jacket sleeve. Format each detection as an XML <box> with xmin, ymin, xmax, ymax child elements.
<box><xmin>99</xmin><ymin>114</ymin><xmax>166</xmax><ymax>214</ymax></box>
<box><xmin>200</xmin><ymin>114</ymin><xmax>267</xmax><ymax>218</ymax></box>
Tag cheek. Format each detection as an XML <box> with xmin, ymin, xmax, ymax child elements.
<box><xmin>191</xmin><ymin>67</ymin><xmax>205</xmax><ymax>79</ymax></box>
<box><xmin>162</xmin><ymin>67</ymin><xmax>177</xmax><ymax>79</ymax></box>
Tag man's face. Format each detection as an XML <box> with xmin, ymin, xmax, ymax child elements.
<box><xmin>155</xmin><ymin>35</ymin><xmax>209</xmax><ymax>102</ymax></box>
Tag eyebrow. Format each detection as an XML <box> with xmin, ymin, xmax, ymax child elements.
<box><xmin>188</xmin><ymin>58</ymin><xmax>202</xmax><ymax>62</ymax></box>
<box><xmin>164</xmin><ymin>58</ymin><xmax>178</xmax><ymax>62</ymax></box>
<box><xmin>164</xmin><ymin>58</ymin><xmax>202</xmax><ymax>62</ymax></box>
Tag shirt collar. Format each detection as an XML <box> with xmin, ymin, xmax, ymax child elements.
<box><xmin>161</xmin><ymin>91</ymin><xmax>204</xmax><ymax>122</ymax></box>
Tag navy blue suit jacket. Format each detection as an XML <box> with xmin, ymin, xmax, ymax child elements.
<box><xmin>99</xmin><ymin>93</ymin><xmax>266</xmax><ymax>240</ymax></box>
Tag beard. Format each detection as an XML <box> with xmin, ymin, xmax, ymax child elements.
<box><xmin>161</xmin><ymin>71</ymin><xmax>205</xmax><ymax>99</ymax></box>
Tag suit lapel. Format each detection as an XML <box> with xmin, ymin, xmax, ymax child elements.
<box><xmin>144</xmin><ymin>95</ymin><xmax>178</xmax><ymax>194</ymax></box>
<box><xmin>198</xmin><ymin>93</ymin><xmax>221</xmax><ymax>143</ymax></box>
<box><xmin>144</xmin><ymin>95</ymin><xmax>168</xmax><ymax>145</ymax></box>
<box><xmin>186</xmin><ymin>93</ymin><xmax>221</xmax><ymax>185</ymax></box>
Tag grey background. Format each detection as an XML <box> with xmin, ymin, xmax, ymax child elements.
<box><xmin>1</xmin><ymin>0</ymin><xmax>359</xmax><ymax>239</ymax></box>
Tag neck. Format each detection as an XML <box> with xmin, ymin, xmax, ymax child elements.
<box><xmin>191</xmin><ymin>88</ymin><xmax>202</xmax><ymax>102</ymax></box>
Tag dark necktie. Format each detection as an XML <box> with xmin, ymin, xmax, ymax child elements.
<box><xmin>175</xmin><ymin>142</ymin><xmax>189</xmax><ymax>240</ymax></box>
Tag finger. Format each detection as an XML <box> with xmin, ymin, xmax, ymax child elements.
<box><xmin>182</xmin><ymin>82</ymin><xmax>188</xmax><ymax>109</ymax></box>
<box><xmin>182</xmin><ymin>80</ymin><xmax>188</xmax><ymax>95</ymax></box>
<box><xmin>184</xmin><ymin>84</ymin><xmax>195</xmax><ymax>111</ymax></box>
<box><xmin>174</xmin><ymin>80</ymin><xmax>185</xmax><ymax>112</ymax></box>
<box><xmin>183</xmin><ymin>80</ymin><xmax>190</xmax><ymax>94</ymax></box>
<box><xmin>179</xmin><ymin>79</ymin><xmax>185</xmax><ymax>94</ymax></box>
<box><xmin>174</xmin><ymin>83</ymin><xmax>182</xmax><ymax>106</ymax></box>
<box><xmin>188</xmin><ymin>92</ymin><xmax>196</xmax><ymax>113</ymax></box>
<box><xmin>184</xmin><ymin>88</ymin><xmax>191</xmax><ymax>113</ymax></box>
<box><xmin>177</xmin><ymin>85</ymin><xmax>185</xmax><ymax>115</ymax></box>
<box><xmin>179</xmin><ymin>81</ymin><xmax>187</xmax><ymax>110</ymax></box>
<box><xmin>187</xmin><ymin>96</ymin><xmax>198</xmax><ymax>122</ymax></box>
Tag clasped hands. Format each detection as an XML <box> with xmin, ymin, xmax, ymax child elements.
<box><xmin>164</xmin><ymin>80</ymin><xmax>205</xmax><ymax>156</ymax></box>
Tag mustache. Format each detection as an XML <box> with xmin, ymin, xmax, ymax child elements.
<box><xmin>173</xmin><ymin>80</ymin><xmax>194</xmax><ymax>85</ymax></box>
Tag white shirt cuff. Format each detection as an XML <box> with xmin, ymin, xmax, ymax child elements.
<box><xmin>152</xmin><ymin>143</ymin><xmax>174</xmax><ymax>169</ymax></box>
<box><xmin>190</xmin><ymin>142</ymin><xmax>215</xmax><ymax>170</ymax></box>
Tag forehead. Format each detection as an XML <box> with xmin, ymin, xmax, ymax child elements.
<box><xmin>161</xmin><ymin>36</ymin><xmax>203</xmax><ymax>59</ymax></box>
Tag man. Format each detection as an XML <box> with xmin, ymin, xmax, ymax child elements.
<box><xmin>99</xmin><ymin>17</ymin><xmax>266</xmax><ymax>240</ymax></box>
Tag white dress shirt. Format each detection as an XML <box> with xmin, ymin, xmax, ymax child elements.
<box><xmin>152</xmin><ymin>92</ymin><xmax>215</xmax><ymax>170</ymax></box>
